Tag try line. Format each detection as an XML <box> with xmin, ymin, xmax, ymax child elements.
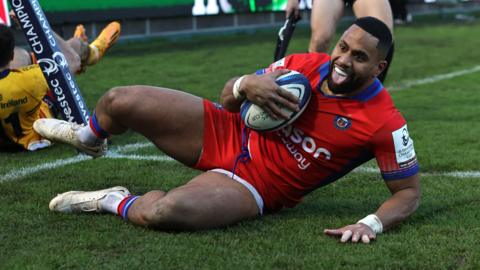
<box><xmin>2</xmin><ymin>64</ymin><xmax>480</xmax><ymax>183</ymax></box>
<box><xmin>388</xmin><ymin>64</ymin><xmax>480</xmax><ymax>91</ymax></box>
<box><xmin>1</xmin><ymin>141</ymin><xmax>480</xmax><ymax>182</ymax></box>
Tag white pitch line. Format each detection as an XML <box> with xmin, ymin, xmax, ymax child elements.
<box><xmin>3</xmin><ymin>149</ymin><xmax>479</xmax><ymax>183</ymax></box>
<box><xmin>0</xmin><ymin>155</ymin><xmax>91</xmax><ymax>183</ymax></box>
<box><xmin>113</xmin><ymin>142</ymin><xmax>153</xmax><ymax>153</ymax></box>
<box><xmin>3</xmin><ymin>65</ymin><xmax>480</xmax><ymax>183</ymax></box>
<box><xmin>388</xmin><ymin>64</ymin><xmax>480</xmax><ymax>91</ymax></box>
<box><xmin>0</xmin><ymin>142</ymin><xmax>157</xmax><ymax>183</ymax></box>
<box><xmin>106</xmin><ymin>153</ymin><xmax>174</xmax><ymax>161</ymax></box>
<box><xmin>354</xmin><ymin>167</ymin><xmax>480</xmax><ymax>178</ymax></box>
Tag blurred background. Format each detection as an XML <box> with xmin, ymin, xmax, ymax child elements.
<box><xmin>10</xmin><ymin>0</ymin><xmax>480</xmax><ymax>44</ymax></box>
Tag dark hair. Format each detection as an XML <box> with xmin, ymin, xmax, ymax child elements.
<box><xmin>0</xmin><ymin>24</ymin><xmax>15</xmax><ymax>67</ymax></box>
<box><xmin>353</xmin><ymin>16</ymin><xmax>392</xmax><ymax>59</ymax></box>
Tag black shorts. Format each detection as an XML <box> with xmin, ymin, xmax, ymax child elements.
<box><xmin>344</xmin><ymin>0</ymin><xmax>356</xmax><ymax>6</ymax></box>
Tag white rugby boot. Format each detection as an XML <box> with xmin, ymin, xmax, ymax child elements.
<box><xmin>49</xmin><ymin>186</ymin><xmax>131</xmax><ymax>213</ymax></box>
<box><xmin>33</xmin><ymin>118</ymin><xmax>107</xmax><ymax>157</ymax></box>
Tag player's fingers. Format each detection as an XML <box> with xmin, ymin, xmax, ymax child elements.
<box><xmin>274</xmin><ymin>93</ymin><xmax>299</xmax><ymax>113</ymax></box>
<box><xmin>277</xmin><ymin>87</ymin><xmax>300</xmax><ymax>105</ymax></box>
<box><xmin>261</xmin><ymin>105</ymin><xmax>280</xmax><ymax>120</ymax></box>
<box><xmin>267</xmin><ymin>101</ymin><xmax>290</xmax><ymax>119</ymax></box>
<box><xmin>351</xmin><ymin>232</ymin><xmax>361</xmax><ymax>243</ymax></box>
<box><xmin>361</xmin><ymin>234</ymin><xmax>371</xmax><ymax>244</ymax></box>
<box><xmin>340</xmin><ymin>230</ymin><xmax>353</xmax><ymax>243</ymax></box>
<box><xmin>323</xmin><ymin>229</ymin><xmax>344</xmax><ymax>236</ymax></box>
<box><xmin>271</xmin><ymin>69</ymin><xmax>290</xmax><ymax>79</ymax></box>
<box><xmin>262</xmin><ymin>102</ymin><xmax>285</xmax><ymax>120</ymax></box>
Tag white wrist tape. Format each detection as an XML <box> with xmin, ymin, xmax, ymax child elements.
<box><xmin>357</xmin><ymin>214</ymin><xmax>383</xmax><ymax>234</ymax></box>
<box><xmin>233</xmin><ymin>75</ymin><xmax>246</xmax><ymax>100</ymax></box>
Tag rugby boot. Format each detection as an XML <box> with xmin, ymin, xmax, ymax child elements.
<box><xmin>33</xmin><ymin>118</ymin><xmax>107</xmax><ymax>158</ymax></box>
<box><xmin>86</xmin><ymin>21</ymin><xmax>121</xmax><ymax>65</ymax></box>
<box><xmin>49</xmin><ymin>186</ymin><xmax>130</xmax><ymax>213</ymax></box>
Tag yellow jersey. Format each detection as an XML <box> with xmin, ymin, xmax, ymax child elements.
<box><xmin>0</xmin><ymin>65</ymin><xmax>52</xmax><ymax>151</ymax></box>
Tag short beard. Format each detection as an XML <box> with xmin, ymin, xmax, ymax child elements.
<box><xmin>326</xmin><ymin>64</ymin><xmax>362</xmax><ymax>94</ymax></box>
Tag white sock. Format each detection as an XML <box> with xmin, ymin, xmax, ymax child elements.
<box><xmin>77</xmin><ymin>125</ymin><xmax>101</xmax><ymax>146</ymax></box>
<box><xmin>99</xmin><ymin>191</ymin><xmax>128</xmax><ymax>214</ymax></box>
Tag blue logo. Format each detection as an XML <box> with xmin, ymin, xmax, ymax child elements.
<box><xmin>334</xmin><ymin>116</ymin><xmax>351</xmax><ymax>130</ymax></box>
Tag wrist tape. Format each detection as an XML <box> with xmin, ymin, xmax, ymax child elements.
<box><xmin>233</xmin><ymin>75</ymin><xmax>246</xmax><ymax>100</ymax></box>
<box><xmin>357</xmin><ymin>214</ymin><xmax>383</xmax><ymax>234</ymax></box>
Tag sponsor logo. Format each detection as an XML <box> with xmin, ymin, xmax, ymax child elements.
<box><xmin>0</xmin><ymin>96</ymin><xmax>28</xmax><ymax>109</ymax></box>
<box><xmin>37</xmin><ymin>52</ymin><xmax>68</xmax><ymax>76</ymax></box>
<box><xmin>334</xmin><ymin>116</ymin><xmax>351</xmax><ymax>130</ymax></box>
<box><xmin>278</xmin><ymin>125</ymin><xmax>332</xmax><ymax>170</ymax></box>
<box><xmin>12</xmin><ymin>0</ymin><xmax>45</xmax><ymax>54</ymax></box>
<box><xmin>392</xmin><ymin>124</ymin><xmax>416</xmax><ymax>165</ymax></box>
<box><xmin>37</xmin><ymin>58</ymin><xmax>58</xmax><ymax>76</ymax></box>
<box><xmin>11</xmin><ymin>0</ymin><xmax>89</xmax><ymax>123</ymax></box>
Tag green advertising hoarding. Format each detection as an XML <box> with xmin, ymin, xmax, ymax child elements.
<box><xmin>37</xmin><ymin>0</ymin><xmax>312</xmax><ymax>15</ymax></box>
<box><xmin>39</xmin><ymin>0</ymin><xmax>193</xmax><ymax>12</ymax></box>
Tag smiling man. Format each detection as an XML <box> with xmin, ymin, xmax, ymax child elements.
<box><xmin>35</xmin><ymin>17</ymin><xmax>420</xmax><ymax>244</ymax></box>
<box><xmin>327</xmin><ymin>18</ymin><xmax>392</xmax><ymax>95</ymax></box>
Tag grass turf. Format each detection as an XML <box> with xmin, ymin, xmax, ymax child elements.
<box><xmin>1</xmin><ymin>17</ymin><xmax>480</xmax><ymax>269</ymax></box>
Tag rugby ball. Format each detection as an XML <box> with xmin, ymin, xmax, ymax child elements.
<box><xmin>240</xmin><ymin>70</ymin><xmax>312</xmax><ymax>132</ymax></box>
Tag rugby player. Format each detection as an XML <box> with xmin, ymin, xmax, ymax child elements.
<box><xmin>286</xmin><ymin>0</ymin><xmax>394</xmax><ymax>82</ymax></box>
<box><xmin>35</xmin><ymin>17</ymin><xmax>420</xmax><ymax>244</ymax></box>
<box><xmin>0</xmin><ymin>22</ymin><xmax>120</xmax><ymax>151</ymax></box>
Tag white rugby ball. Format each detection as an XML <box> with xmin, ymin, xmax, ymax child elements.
<box><xmin>240</xmin><ymin>70</ymin><xmax>312</xmax><ymax>132</ymax></box>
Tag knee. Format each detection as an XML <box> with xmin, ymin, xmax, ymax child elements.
<box><xmin>101</xmin><ymin>86</ymin><xmax>139</xmax><ymax>117</ymax></box>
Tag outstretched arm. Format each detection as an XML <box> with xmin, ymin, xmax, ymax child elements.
<box><xmin>219</xmin><ymin>69</ymin><xmax>299</xmax><ymax>119</ymax></box>
<box><xmin>324</xmin><ymin>173</ymin><xmax>420</xmax><ymax>244</ymax></box>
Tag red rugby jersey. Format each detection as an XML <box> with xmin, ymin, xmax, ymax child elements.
<box><xmin>237</xmin><ymin>53</ymin><xmax>419</xmax><ymax>211</ymax></box>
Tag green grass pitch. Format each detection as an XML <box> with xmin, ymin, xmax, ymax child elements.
<box><xmin>1</xmin><ymin>17</ymin><xmax>480</xmax><ymax>269</ymax></box>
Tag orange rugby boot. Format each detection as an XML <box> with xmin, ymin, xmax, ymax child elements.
<box><xmin>86</xmin><ymin>21</ymin><xmax>121</xmax><ymax>66</ymax></box>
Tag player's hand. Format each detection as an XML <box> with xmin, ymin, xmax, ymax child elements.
<box><xmin>242</xmin><ymin>69</ymin><xmax>300</xmax><ymax>120</ymax></box>
<box><xmin>285</xmin><ymin>0</ymin><xmax>300</xmax><ymax>19</ymax></box>
<box><xmin>324</xmin><ymin>223</ymin><xmax>376</xmax><ymax>244</ymax></box>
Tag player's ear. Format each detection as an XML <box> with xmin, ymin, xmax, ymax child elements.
<box><xmin>373</xmin><ymin>60</ymin><xmax>387</xmax><ymax>78</ymax></box>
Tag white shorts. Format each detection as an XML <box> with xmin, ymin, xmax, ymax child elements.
<box><xmin>210</xmin><ymin>168</ymin><xmax>264</xmax><ymax>215</ymax></box>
